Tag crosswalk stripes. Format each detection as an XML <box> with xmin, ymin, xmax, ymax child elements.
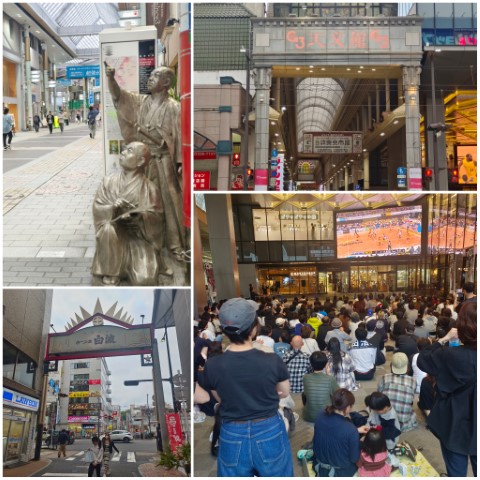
<box><xmin>42</xmin><ymin>474</ymin><xmax>86</xmax><ymax>477</ymax></box>
<box><xmin>66</xmin><ymin>451</ymin><xmax>84</xmax><ymax>461</ymax></box>
<box><xmin>111</xmin><ymin>452</ymin><xmax>121</xmax><ymax>461</ymax></box>
<box><xmin>53</xmin><ymin>451</ymin><xmax>136</xmax><ymax>463</ymax></box>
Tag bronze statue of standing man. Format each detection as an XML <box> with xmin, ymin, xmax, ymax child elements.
<box><xmin>104</xmin><ymin>63</ymin><xmax>185</xmax><ymax>261</ymax></box>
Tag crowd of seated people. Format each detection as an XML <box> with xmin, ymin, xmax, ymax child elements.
<box><xmin>194</xmin><ymin>283</ymin><xmax>476</xmax><ymax>477</ymax></box>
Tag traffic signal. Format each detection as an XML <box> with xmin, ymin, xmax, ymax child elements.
<box><xmin>424</xmin><ymin>168</ymin><xmax>433</xmax><ymax>181</ymax></box>
<box><xmin>247</xmin><ymin>168</ymin><xmax>254</xmax><ymax>181</ymax></box>
<box><xmin>232</xmin><ymin>153</ymin><xmax>240</xmax><ymax>167</ymax></box>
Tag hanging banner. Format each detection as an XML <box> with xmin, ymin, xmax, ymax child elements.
<box><xmin>165</xmin><ymin>413</ymin><xmax>183</xmax><ymax>453</ymax></box>
<box><xmin>303</xmin><ymin>132</ymin><xmax>363</xmax><ymax>154</ymax></box>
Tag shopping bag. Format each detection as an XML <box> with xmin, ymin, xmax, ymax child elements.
<box><xmin>83</xmin><ymin>450</ymin><xmax>95</xmax><ymax>463</ymax></box>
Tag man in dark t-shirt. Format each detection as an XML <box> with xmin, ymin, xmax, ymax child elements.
<box><xmin>203</xmin><ymin>297</ymin><xmax>294</xmax><ymax>477</ymax></box>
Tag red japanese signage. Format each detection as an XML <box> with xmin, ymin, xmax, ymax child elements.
<box><xmin>194</xmin><ymin>171</ymin><xmax>211</xmax><ymax>190</ymax></box>
<box><xmin>165</xmin><ymin>413</ymin><xmax>183</xmax><ymax>453</ymax></box>
<box><xmin>88</xmin><ymin>379</ymin><xmax>101</xmax><ymax>385</ymax></box>
<box><xmin>286</xmin><ymin>28</ymin><xmax>389</xmax><ymax>51</ymax></box>
<box><xmin>194</xmin><ymin>151</ymin><xmax>216</xmax><ymax>160</ymax></box>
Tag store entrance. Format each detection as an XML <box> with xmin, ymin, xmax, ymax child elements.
<box><xmin>257</xmin><ymin>267</ymin><xmax>345</xmax><ymax>297</ymax></box>
<box><xmin>3</xmin><ymin>409</ymin><xmax>31</xmax><ymax>464</ymax></box>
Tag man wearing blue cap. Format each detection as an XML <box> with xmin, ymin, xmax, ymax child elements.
<box><xmin>203</xmin><ymin>298</ymin><xmax>294</xmax><ymax>477</ymax></box>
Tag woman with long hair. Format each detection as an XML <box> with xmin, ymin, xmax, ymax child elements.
<box><xmin>313</xmin><ymin>388</ymin><xmax>369</xmax><ymax>476</ymax></box>
<box><xmin>325</xmin><ymin>337</ymin><xmax>357</xmax><ymax>391</ymax></box>
<box><xmin>418</xmin><ymin>301</ymin><xmax>477</xmax><ymax>476</ymax></box>
<box><xmin>101</xmin><ymin>433</ymin><xmax>119</xmax><ymax>476</ymax></box>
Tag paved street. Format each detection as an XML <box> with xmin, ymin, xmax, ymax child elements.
<box><xmin>3</xmin><ymin>123</ymin><xmax>188</xmax><ymax>286</ymax></box>
<box><xmin>33</xmin><ymin>439</ymin><xmax>158</xmax><ymax>477</ymax></box>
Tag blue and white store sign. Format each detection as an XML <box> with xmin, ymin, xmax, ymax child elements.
<box><xmin>3</xmin><ymin>388</ymin><xmax>40</xmax><ymax>412</ymax></box>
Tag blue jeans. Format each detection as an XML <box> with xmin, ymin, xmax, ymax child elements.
<box><xmin>218</xmin><ymin>414</ymin><xmax>294</xmax><ymax>477</ymax></box>
<box><xmin>440</xmin><ymin>443</ymin><xmax>477</xmax><ymax>477</ymax></box>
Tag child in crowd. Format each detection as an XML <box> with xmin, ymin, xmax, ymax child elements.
<box><xmin>357</xmin><ymin>428</ymin><xmax>392</xmax><ymax>477</ymax></box>
<box><xmin>365</xmin><ymin>392</ymin><xmax>418</xmax><ymax>465</ymax></box>
<box><xmin>365</xmin><ymin>392</ymin><xmax>402</xmax><ymax>467</ymax></box>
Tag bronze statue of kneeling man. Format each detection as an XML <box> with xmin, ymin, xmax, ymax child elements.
<box><xmin>92</xmin><ymin>141</ymin><xmax>167</xmax><ymax>286</ymax></box>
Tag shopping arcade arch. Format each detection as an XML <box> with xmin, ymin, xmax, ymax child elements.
<box><xmin>250</xmin><ymin>15</ymin><xmax>424</xmax><ymax>189</ymax></box>
<box><xmin>40</xmin><ymin>305</ymin><xmax>172</xmax><ymax>458</ymax></box>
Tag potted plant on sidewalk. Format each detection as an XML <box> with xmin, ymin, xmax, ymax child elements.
<box><xmin>176</xmin><ymin>442</ymin><xmax>191</xmax><ymax>476</ymax></box>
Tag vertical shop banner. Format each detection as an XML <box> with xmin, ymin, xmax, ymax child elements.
<box><xmin>99</xmin><ymin>27</ymin><xmax>157</xmax><ymax>174</ymax></box>
<box><xmin>165</xmin><ymin>413</ymin><xmax>183</xmax><ymax>453</ymax></box>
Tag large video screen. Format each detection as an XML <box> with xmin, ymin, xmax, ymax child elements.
<box><xmin>428</xmin><ymin>209</ymin><xmax>476</xmax><ymax>254</ymax></box>
<box><xmin>457</xmin><ymin>146</ymin><xmax>477</xmax><ymax>185</ymax></box>
<box><xmin>336</xmin><ymin>206</ymin><xmax>422</xmax><ymax>259</ymax></box>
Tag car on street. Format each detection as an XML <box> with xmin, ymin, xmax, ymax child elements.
<box><xmin>101</xmin><ymin>430</ymin><xmax>134</xmax><ymax>443</ymax></box>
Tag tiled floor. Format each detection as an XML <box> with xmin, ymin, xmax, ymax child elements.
<box><xmin>3</xmin><ymin>124</ymin><xmax>188</xmax><ymax>286</ymax></box>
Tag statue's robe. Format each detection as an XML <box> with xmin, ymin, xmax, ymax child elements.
<box><xmin>92</xmin><ymin>171</ymin><xmax>165</xmax><ymax>285</ymax></box>
<box><xmin>114</xmin><ymin>91</ymin><xmax>184</xmax><ymax>255</ymax></box>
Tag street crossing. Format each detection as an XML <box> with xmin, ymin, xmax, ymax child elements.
<box><xmin>58</xmin><ymin>450</ymin><xmax>136</xmax><ymax>463</ymax></box>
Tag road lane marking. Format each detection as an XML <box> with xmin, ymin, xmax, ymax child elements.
<box><xmin>112</xmin><ymin>452</ymin><xmax>122</xmax><ymax>461</ymax></box>
<box><xmin>127</xmin><ymin>452</ymin><xmax>136</xmax><ymax>463</ymax></box>
<box><xmin>42</xmin><ymin>474</ymin><xmax>86</xmax><ymax>477</ymax></box>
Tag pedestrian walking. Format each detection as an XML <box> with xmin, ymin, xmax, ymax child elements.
<box><xmin>87</xmin><ymin>106</ymin><xmax>99</xmax><ymax>139</ymax></box>
<box><xmin>57</xmin><ymin>429</ymin><xmax>69</xmax><ymax>458</ymax></box>
<box><xmin>87</xmin><ymin>435</ymin><xmax>104</xmax><ymax>477</ymax></box>
<box><xmin>101</xmin><ymin>433</ymin><xmax>119</xmax><ymax>476</ymax></box>
<box><xmin>3</xmin><ymin>107</ymin><xmax>14</xmax><ymax>150</ymax></box>
<box><xmin>58</xmin><ymin>111</ymin><xmax>65</xmax><ymax>133</ymax></box>
<box><xmin>33</xmin><ymin>114</ymin><xmax>41</xmax><ymax>132</ymax></box>
<box><xmin>46</xmin><ymin>111</ymin><xmax>54</xmax><ymax>134</ymax></box>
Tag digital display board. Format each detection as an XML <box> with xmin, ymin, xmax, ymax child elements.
<box><xmin>336</xmin><ymin>206</ymin><xmax>422</xmax><ymax>259</ymax></box>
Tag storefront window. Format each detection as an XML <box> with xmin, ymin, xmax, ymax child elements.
<box><xmin>15</xmin><ymin>351</ymin><xmax>35</xmax><ymax>389</ymax></box>
<box><xmin>454</xmin><ymin>4</ymin><xmax>473</xmax><ymax>29</ymax></box>
<box><xmin>3</xmin><ymin>341</ymin><xmax>17</xmax><ymax>380</ymax></box>
<box><xmin>3</xmin><ymin>341</ymin><xmax>36</xmax><ymax>389</ymax></box>
<box><xmin>435</xmin><ymin>4</ymin><xmax>454</xmax><ymax>29</ymax></box>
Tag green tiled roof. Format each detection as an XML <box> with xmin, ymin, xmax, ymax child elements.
<box><xmin>194</xmin><ymin>3</ymin><xmax>256</xmax><ymax>18</ymax></box>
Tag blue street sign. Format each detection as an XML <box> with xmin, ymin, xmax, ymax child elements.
<box><xmin>66</xmin><ymin>65</ymin><xmax>100</xmax><ymax>79</ymax></box>
<box><xmin>354</xmin><ymin>184</ymin><xmax>361</xmax><ymax>190</ymax></box>
<box><xmin>397</xmin><ymin>167</ymin><xmax>407</xmax><ymax>176</ymax></box>
<box><xmin>89</xmin><ymin>94</ymin><xmax>94</xmax><ymax>105</ymax></box>
<box><xmin>272</xmin><ymin>148</ymin><xmax>278</xmax><ymax>157</ymax></box>
<box><xmin>397</xmin><ymin>178</ymin><xmax>406</xmax><ymax>188</ymax></box>
<box><xmin>271</xmin><ymin>160</ymin><xmax>278</xmax><ymax>167</ymax></box>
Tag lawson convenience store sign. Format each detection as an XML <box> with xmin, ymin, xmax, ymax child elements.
<box><xmin>3</xmin><ymin>388</ymin><xmax>40</xmax><ymax>412</ymax></box>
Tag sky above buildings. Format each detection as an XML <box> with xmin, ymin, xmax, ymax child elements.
<box><xmin>50</xmin><ymin>289</ymin><xmax>183</xmax><ymax>411</ymax></box>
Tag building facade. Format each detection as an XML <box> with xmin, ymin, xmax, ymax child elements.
<box><xmin>194</xmin><ymin>3</ymin><xmax>477</xmax><ymax>191</ymax></box>
<box><xmin>3</xmin><ymin>289</ymin><xmax>52</xmax><ymax>466</ymax></box>
<box><xmin>56</xmin><ymin>358</ymin><xmax>113</xmax><ymax>438</ymax></box>
<box><xmin>194</xmin><ymin>193</ymin><xmax>477</xmax><ymax>308</ymax></box>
